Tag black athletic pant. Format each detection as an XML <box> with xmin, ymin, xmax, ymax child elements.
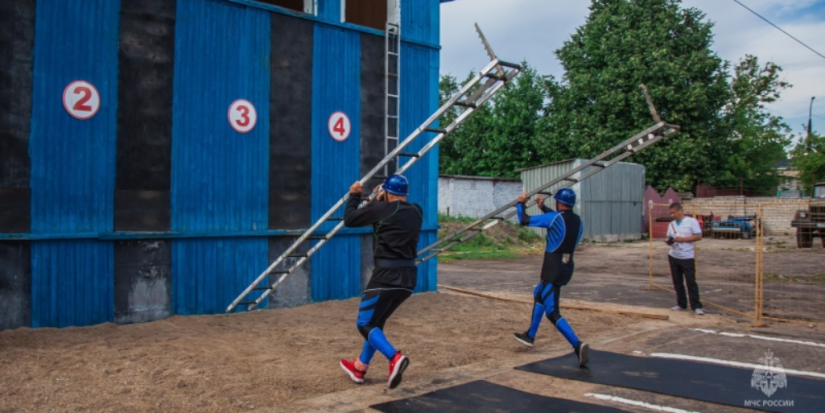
<box><xmin>668</xmin><ymin>256</ymin><xmax>702</xmax><ymax>310</ymax></box>
<box><xmin>356</xmin><ymin>280</ymin><xmax>412</xmax><ymax>339</ymax></box>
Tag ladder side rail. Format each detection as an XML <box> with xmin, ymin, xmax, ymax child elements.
<box><xmin>395</xmin><ymin>68</ymin><xmax>520</xmax><ymax>176</ymax></box>
<box><xmin>360</xmin><ymin>61</ymin><xmax>515</xmax><ymax>186</ymax></box>
<box><xmin>416</xmin><ymin>123</ymin><xmax>673</xmax><ymax>258</ymax></box>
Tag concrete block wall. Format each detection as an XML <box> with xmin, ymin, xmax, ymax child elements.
<box><xmin>438</xmin><ymin>175</ymin><xmax>522</xmax><ymax>223</ymax></box>
<box><xmin>683</xmin><ymin>197</ymin><xmax>809</xmax><ymax>235</ymax></box>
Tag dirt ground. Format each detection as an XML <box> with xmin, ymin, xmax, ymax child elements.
<box><xmin>1</xmin><ymin>242</ymin><xmax>824</xmax><ymax>413</ymax></box>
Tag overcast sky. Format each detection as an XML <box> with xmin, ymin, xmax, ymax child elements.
<box><xmin>439</xmin><ymin>0</ymin><xmax>825</xmax><ymax>138</ymax></box>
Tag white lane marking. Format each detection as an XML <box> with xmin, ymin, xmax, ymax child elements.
<box><xmin>650</xmin><ymin>353</ymin><xmax>825</xmax><ymax>380</ymax></box>
<box><xmin>586</xmin><ymin>393</ymin><xmax>702</xmax><ymax>413</ymax></box>
<box><xmin>690</xmin><ymin>328</ymin><xmax>825</xmax><ymax>348</ymax></box>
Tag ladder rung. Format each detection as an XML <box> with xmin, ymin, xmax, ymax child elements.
<box><xmin>253</xmin><ymin>286</ymin><xmax>272</xmax><ymax>291</ymax></box>
<box><xmin>484</xmin><ymin>73</ymin><xmax>507</xmax><ymax>81</ymax></box>
<box><xmin>388</xmin><ymin>115</ymin><xmax>399</xmax><ymax>119</ymax></box>
<box><xmin>564</xmin><ymin>177</ymin><xmax>579</xmax><ymax>183</ymax></box>
<box><xmin>398</xmin><ymin>152</ymin><xmax>420</xmax><ymax>158</ymax></box>
<box><xmin>267</xmin><ymin>270</ymin><xmax>289</xmax><ymax>275</ymax></box>
<box><xmin>238</xmin><ymin>301</ymin><xmax>256</xmax><ymax>306</ymax></box>
<box><xmin>308</xmin><ymin>235</ymin><xmax>327</xmax><ymax>240</ymax></box>
<box><xmin>327</xmin><ymin>217</ymin><xmax>344</xmax><ymax>221</ymax></box>
<box><xmin>594</xmin><ymin>162</ymin><xmax>607</xmax><ymax>168</ymax></box>
<box><xmin>455</xmin><ymin>101</ymin><xmax>477</xmax><ymax>108</ymax></box>
<box><xmin>288</xmin><ymin>254</ymin><xmax>308</xmax><ymax>258</ymax></box>
<box><xmin>371</xmin><ymin>175</ymin><xmax>387</xmax><ymax>180</ymax></box>
<box><xmin>388</xmin><ymin>94</ymin><xmax>399</xmax><ymax>98</ymax></box>
<box><xmin>388</xmin><ymin>52</ymin><xmax>398</xmax><ymax>56</ymax></box>
<box><xmin>425</xmin><ymin>128</ymin><xmax>447</xmax><ymax>134</ymax></box>
<box><xmin>538</xmin><ymin>192</ymin><xmax>553</xmax><ymax>196</ymax></box>
<box><xmin>388</xmin><ymin>73</ymin><xmax>398</xmax><ymax>78</ymax></box>
<box><xmin>387</xmin><ymin>136</ymin><xmax>399</xmax><ymax>140</ymax></box>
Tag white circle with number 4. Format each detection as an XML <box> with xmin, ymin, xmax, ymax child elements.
<box><xmin>328</xmin><ymin>111</ymin><xmax>351</xmax><ymax>142</ymax></box>
<box><xmin>63</xmin><ymin>80</ymin><xmax>100</xmax><ymax>120</ymax></box>
<box><xmin>228</xmin><ymin>99</ymin><xmax>257</xmax><ymax>133</ymax></box>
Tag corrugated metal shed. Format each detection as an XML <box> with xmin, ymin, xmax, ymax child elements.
<box><xmin>29</xmin><ymin>0</ymin><xmax>120</xmax><ymax>327</ymax></box>
<box><xmin>403</xmin><ymin>0</ymin><xmax>440</xmax><ymax>45</ymax></box>
<box><xmin>520</xmin><ymin>159</ymin><xmax>646</xmax><ymax>241</ymax></box>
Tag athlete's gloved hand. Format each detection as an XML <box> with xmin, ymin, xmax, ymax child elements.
<box><xmin>350</xmin><ymin>181</ymin><xmax>363</xmax><ymax>195</ymax></box>
<box><xmin>517</xmin><ymin>192</ymin><xmax>528</xmax><ymax>203</ymax></box>
<box><xmin>534</xmin><ymin>195</ymin><xmax>545</xmax><ymax>207</ymax></box>
<box><xmin>373</xmin><ymin>185</ymin><xmax>387</xmax><ymax>201</ymax></box>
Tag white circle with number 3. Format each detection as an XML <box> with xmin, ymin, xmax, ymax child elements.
<box><xmin>63</xmin><ymin>81</ymin><xmax>100</xmax><ymax>120</ymax></box>
<box><xmin>228</xmin><ymin>99</ymin><xmax>257</xmax><ymax>133</ymax></box>
<box><xmin>328</xmin><ymin>111</ymin><xmax>351</xmax><ymax>142</ymax></box>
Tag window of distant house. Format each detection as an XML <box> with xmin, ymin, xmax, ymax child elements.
<box><xmin>343</xmin><ymin>0</ymin><xmax>399</xmax><ymax>31</ymax></box>
<box><xmin>255</xmin><ymin>0</ymin><xmax>315</xmax><ymax>14</ymax></box>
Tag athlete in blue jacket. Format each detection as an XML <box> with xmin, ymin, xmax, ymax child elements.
<box><xmin>513</xmin><ymin>188</ymin><xmax>590</xmax><ymax>367</ymax></box>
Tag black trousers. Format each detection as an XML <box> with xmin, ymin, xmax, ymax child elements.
<box><xmin>668</xmin><ymin>255</ymin><xmax>702</xmax><ymax>310</ymax></box>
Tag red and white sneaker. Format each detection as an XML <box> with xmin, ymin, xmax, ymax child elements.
<box><xmin>387</xmin><ymin>352</ymin><xmax>409</xmax><ymax>389</ymax></box>
<box><xmin>339</xmin><ymin>359</ymin><xmax>366</xmax><ymax>384</ymax></box>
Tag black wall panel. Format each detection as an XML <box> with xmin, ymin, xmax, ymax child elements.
<box><xmin>360</xmin><ymin>33</ymin><xmax>386</xmax><ymax>192</ymax></box>
<box><xmin>0</xmin><ymin>242</ymin><xmax>31</xmax><ymax>330</ymax></box>
<box><xmin>114</xmin><ymin>240</ymin><xmax>171</xmax><ymax>324</ymax></box>
<box><xmin>0</xmin><ymin>0</ymin><xmax>35</xmax><ymax>233</ymax></box>
<box><xmin>115</xmin><ymin>0</ymin><xmax>176</xmax><ymax>231</ymax></box>
<box><xmin>269</xmin><ymin>14</ymin><xmax>314</xmax><ymax>229</ymax></box>
<box><xmin>267</xmin><ymin>237</ymin><xmax>311</xmax><ymax>308</ymax></box>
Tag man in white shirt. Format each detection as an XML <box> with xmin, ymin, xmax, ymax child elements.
<box><xmin>665</xmin><ymin>202</ymin><xmax>704</xmax><ymax>315</ymax></box>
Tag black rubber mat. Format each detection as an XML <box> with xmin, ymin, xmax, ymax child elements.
<box><xmin>516</xmin><ymin>350</ymin><xmax>825</xmax><ymax>413</ymax></box>
<box><xmin>370</xmin><ymin>380</ymin><xmax>633</xmax><ymax>413</ymax></box>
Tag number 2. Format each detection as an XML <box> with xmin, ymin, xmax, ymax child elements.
<box><xmin>236</xmin><ymin>105</ymin><xmax>250</xmax><ymax>127</ymax></box>
<box><xmin>333</xmin><ymin>117</ymin><xmax>345</xmax><ymax>136</ymax></box>
<box><xmin>73</xmin><ymin>86</ymin><xmax>93</xmax><ymax>112</ymax></box>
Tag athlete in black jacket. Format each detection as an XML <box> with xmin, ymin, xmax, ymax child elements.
<box><xmin>339</xmin><ymin>174</ymin><xmax>422</xmax><ymax>389</ymax></box>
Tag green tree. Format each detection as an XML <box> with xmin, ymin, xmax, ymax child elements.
<box><xmin>438</xmin><ymin>62</ymin><xmax>547</xmax><ymax>177</ymax></box>
<box><xmin>791</xmin><ymin>131</ymin><xmax>825</xmax><ymax>194</ymax></box>
<box><xmin>720</xmin><ymin>55</ymin><xmax>791</xmax><ymax>195</ymax></box>
<box><xmin>543</xmin><ymin>0</ymin><xmax>731</xmax><ymax>192</ymax></box>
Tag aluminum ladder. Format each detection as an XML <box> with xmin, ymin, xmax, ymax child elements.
<box><xmin>417</xmin><ymin>111</ymin><xmax>679</xmax><ymax>264</ymax></box>
<box><xmin>227</xmin><ymin>57</ymin><xmax>522</xmax><ymax>312</ymax></box>
<box><xmin>384</xmin><ymin>21</ymin><xmax>401</xmax><ymax>176</ymax></box>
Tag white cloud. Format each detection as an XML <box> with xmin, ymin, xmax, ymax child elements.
<box><xmin>439</xmin><ymin>0</ymin><xmax>825</xmax><ymax>135</ymax></box>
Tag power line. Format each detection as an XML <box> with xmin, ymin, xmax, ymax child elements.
<box><xmin>730</xmin><ymin>0</ymin><xmax>825</xmax><ymax>61</ymax></box>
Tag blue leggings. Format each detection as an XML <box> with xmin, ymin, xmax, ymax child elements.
<box><xmin>527</xmin><ymin>281</ymin><xmax>580</xmax><ymax>348</ymax></box>
<box><xmin>356</xmin><ymin>282</ymin><xmax>411</xmax><ymax>365</ymax></box>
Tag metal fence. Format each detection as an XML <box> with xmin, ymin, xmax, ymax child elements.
<box><xmin>647</xmin><ymin>202</ymin><xmax>825</xmax><ymax>326</ymax></box>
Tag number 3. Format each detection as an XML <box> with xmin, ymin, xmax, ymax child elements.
<box><xmin>236</xmin><ymin>105</ymin><xmax>250</xmax><ymax>127</ymax></box>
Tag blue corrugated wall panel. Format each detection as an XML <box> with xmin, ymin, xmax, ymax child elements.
<box><xmin>171</xmin><ymin>0</ymin><xmax>271</xmax><ymax>313</ymax></box>
<box><xmin>310</xmin><ymin>24</ymin><xmax>362</xmax><ymax>301</ymax></box>
<box><xmin>31</xmin><ymin>241</ymin><xmax>113</xmax><ymax>327</ymax></box>
<box><xmin>317</xmin><ymin>0</ymin><xmax>342</xmax><ymax>23</ymax></box>
<box><xmin>400</xmin><ymin>43</ymin><xmax>440</xmax><ymax>293</ymax></box>
<box><xmin>172</xmin><ymin>238</ymin><xmax>268</xmax><ymax>314</ymax></box>
<box><xmin>171</xmin><ymin>0</ymin><xmax>270</xmax><ymax>232</ymax></box>
<box><xmin>30</xmin><ymin>0</ymin><xmax>119</xmax><ymax>234</ymax></box>
<box><xmin>402</xmin><ymin>0</ymin><xmax>440</xmax><ymax>46</ymax></box>
<box><xmin>29</xmin><ymin>0</ymin><xmax>120</xmax><ymax>327</ymax></box>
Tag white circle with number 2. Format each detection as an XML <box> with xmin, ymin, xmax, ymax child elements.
<box><xmin>228</xmin><ymin>99</ymin><xmax>257</xmax><ymax>133</ymax></box>
<box><xmin>63</xmin><ymin>81</ymin><xmax>100</xmax><ymax>120</ymax></box>
<box><xmin>328</xmin><ymin>111</ymin><xmax>351</xmax><ymax>142</ymax></box>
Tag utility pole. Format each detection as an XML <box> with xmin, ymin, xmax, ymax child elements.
<box><xmin>807</xmin><ymin>96</ymin><xmax>815</xmax><ymax>151</ymax></box>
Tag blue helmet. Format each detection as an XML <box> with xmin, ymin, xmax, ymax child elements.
<box><xmin>553</xmin><ymin>188</ymin><xmax>576</xmax><ymax>207</ymax></box>
<box><xmin>382</xmin><ymin>174</ymin><xmax>409</xmax><ymax>196</ymax></box>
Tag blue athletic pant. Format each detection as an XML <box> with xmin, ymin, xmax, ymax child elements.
<box><xmin>527</xmin><ymin>281</ymin><xmax>580</xmax><ymax>349</ymax></box>
<box><xmin>356</xmin><ymin>281</ymin><xmax>411</xmax><ymax>365</ymax></box>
